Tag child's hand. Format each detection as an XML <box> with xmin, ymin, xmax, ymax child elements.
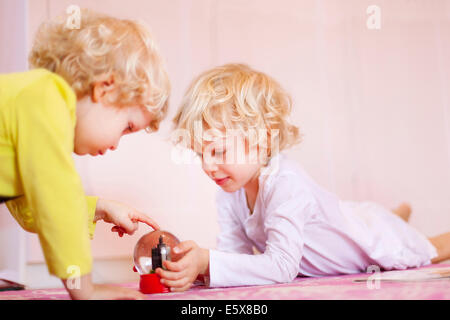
<box><xmin>94</xmin><ymin>198</ymin><xmax>160</xmax><ymax>237</ymax></box>
<box><xmin>89</xmin><ymin>284</ymin><xmax>146</xmax><ymax>300</ymax></box>
<box><xmin>156</xmin><ymin>241</ymin><xmax>209</xmax><ymax>292</ymax></box>
<box><xmin>63</xmin><ymin>273</ymin><xmax>146</xmax><ymax>300</ymax></box>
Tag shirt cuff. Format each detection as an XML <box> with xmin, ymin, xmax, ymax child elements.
<box><xmin>86</xmin><ymin>196</ymin><xmax>98</xmax><ymax>239</ymax></box>
<box><xmin>209</xmin><ymin>249</ymin><xmax>233</xmax><ymax>287</ymax></box>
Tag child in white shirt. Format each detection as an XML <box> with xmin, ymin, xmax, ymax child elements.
<box><xmin>157</xmin><ymin>64</ymin><xmax>450</xmax><ymax>291</ymax></box>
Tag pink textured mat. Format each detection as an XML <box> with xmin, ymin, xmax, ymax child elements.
<box><xmin>1</xmin><ymin>264</ymin><xmax>448</xmax><ymax>300</ymax></box>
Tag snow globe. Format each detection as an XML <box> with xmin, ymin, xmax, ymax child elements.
<box><xmin>133</xmin><ymin>230</ymin><xmax>181</xmax><ymax>294</ymax></box>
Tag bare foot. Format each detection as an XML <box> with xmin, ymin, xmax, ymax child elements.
<box><xmin>429</xmin><ymin>232</ymin><xmax>450</xmax><ymax>264</ymax></box>
<box><xmin>391</xmin><ymin>202</ymin><xmax>412</xmax><ymax>222</ymax></box>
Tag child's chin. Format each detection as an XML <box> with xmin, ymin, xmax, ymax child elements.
<box><xmin>220</xmin><ymin>183</ymin><xmax>239</xmax><ymax>193</ymax></box>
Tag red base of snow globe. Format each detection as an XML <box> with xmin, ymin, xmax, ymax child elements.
<box><xmin>139</xmin><ymin>273</ymin><xmax>169</xmax><ymax>294</ymax></box>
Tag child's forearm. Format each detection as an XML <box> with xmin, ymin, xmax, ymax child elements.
<box><xmin>195</xmin><ymin>249</ymin><xmax>210</xmax><ymax>286</ymax></box>
<box><xmin>200</xmin><ymin>248</ymin><xmax>210</xmax><ymax>276</ymax></box>
<box><xmin>62</xmin><ymin>272</ymin><xmax>146</xmax><ymax>299</ymax></box>
<box><xmin>61</xmin><ymin>273</ymin><xmax>94</xmax><ymax>300</ymax></box>
<box><xmin>93</xmin><ymin>198</ymin><xmax>106</xmax><ymax>222</ymax></box>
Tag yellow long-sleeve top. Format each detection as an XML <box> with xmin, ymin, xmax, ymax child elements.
<box><xmin>0</xmin><ymin>69</ymin><xmax>97</xmax><ymax>279</ymax></box>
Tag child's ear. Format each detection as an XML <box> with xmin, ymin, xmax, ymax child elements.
<box><xmin>91</xmin><ymin>74</ymin><xmax>116</xmax><ymax>103</ymax></box>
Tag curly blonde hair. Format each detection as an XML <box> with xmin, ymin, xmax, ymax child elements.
<box><xmin>173</xmin><ymin>64</ymin><xmax>301</xmax><ymax>156</ymax></box>
<box><xmin>29</xmin><ymin>9</ymin><xmax>170</xmax><ymax>132</ymax></box>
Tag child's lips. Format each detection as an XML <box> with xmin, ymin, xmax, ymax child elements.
<box><xmin>214</xmin><ymin>177</ymin><xmax>229</xmax><ymax>186</ymax></box>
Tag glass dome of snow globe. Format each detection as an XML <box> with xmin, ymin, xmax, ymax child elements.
<box><xmin>133</xmin><ymin>230</ymin><xmax>181</xmax><ymax>275</ymax></box>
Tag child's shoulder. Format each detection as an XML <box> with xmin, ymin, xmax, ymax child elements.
<box><xmin>2</xmin><ymin>68</ymin><xmax>54</xmax><ymax>88</ymax></box>
<box><xmin>0</xmin><ymin>69</ymin><xmax>78</xmax><ymax>135</ymax></box>
<box><xmin>6</xmin><ymin>69</ymin><xmax>76</xmax><ymax>115</ymax></box>
<box><xmin>261</xmin><ymin>154</ymin><xmax>306</xmax><ymax>186</ymax></box>
<box><xmin>2</xmin><ymin>69</ymin><xmax>74</xmax><ymax>103</ymax></box>
<box><xmin>259</xmin><ymin>154</ymin><xmax>318</xmax><ymax>202</ymax></box>
<box><xmin>24</xmin><ymin>69</ymin><xmax>75</xmax><ymax>100</ymax></box>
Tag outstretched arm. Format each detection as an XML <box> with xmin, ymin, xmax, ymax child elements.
<box><xmin>62</xmin><ymin>273</ymin><xmax>145</xmax><ymax>300</ymax></box>
<box><xmin>94</xmin><ymin>198</ymin><xmax>160</xmax><ymax>237</ymax></box>
<box><xmin>158</xmin><ymin>180</ymin><xmax>317</xmax><ymax>289</ymax></box>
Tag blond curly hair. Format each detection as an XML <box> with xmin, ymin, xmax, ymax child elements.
<box><xmin>173</xmin><ymin>64</ymin><xmax>301</xmax><ymax>156</ymax></box>
<box><xmin>29</xmin><ymin>9</ymin><xmax>170</xmax><ymax>132</ymax></box>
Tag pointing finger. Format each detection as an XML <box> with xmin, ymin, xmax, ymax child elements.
<box><xmin>132</xmin><ymin>211</ymin><xmax>160</xmax><ymax>230</ymax></box>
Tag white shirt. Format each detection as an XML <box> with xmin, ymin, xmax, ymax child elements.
<box><xmin>208</xmin><ymin>154</ymin><xmax>438</xmax><ymax>287</ymax></box>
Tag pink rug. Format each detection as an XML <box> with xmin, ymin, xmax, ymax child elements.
<box><xmin>1</xmin><ymin>264</ymin><xmax>448</xmax><ymax>300</ymax></box>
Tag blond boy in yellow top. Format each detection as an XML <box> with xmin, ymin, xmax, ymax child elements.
<box><xmin>0</xmin><ymin>10</ymin><xmax>170</xmax><ymax>299</ymax></box>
